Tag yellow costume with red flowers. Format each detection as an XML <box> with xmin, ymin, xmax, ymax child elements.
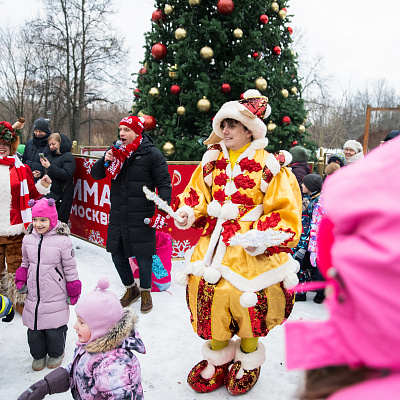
<box><xmin>175</xmin><ymin>90</ymin><xmax>302</xmax><ymax>396</ymax></box>
<box><xmin>176</xmin><ymin>138</ymin><xmax>302</xmax><ymax>340</ymax></box>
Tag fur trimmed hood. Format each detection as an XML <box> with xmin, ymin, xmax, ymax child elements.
<box><xmin>25</xmin><ymin>221</ymin><xmax>70</xmax><ymax>235</ymax></box>
<box><xmin>84</xmin><ymin>309</ymin><xmax>143</xmax><ymax>354</ymax></box>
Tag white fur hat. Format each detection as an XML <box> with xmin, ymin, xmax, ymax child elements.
<box><xmin>212</xmin><ymin>89</ymin><xmax>271</xmax><ymax>140</ymax></box>
<box><xmin>343</xmin><ymin>140</ymin><xmax>363</xmax><ymax>154</ymax></box>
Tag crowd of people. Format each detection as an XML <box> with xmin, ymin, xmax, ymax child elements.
<box><xmin>1</xmin><ymin>104</ymin><xmax>399</xmax><ymax>399</ymax></box>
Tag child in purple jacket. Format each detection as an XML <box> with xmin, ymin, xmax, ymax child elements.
<box><xmin>15</xmin><ymin>198</ymin><xmax>81</xmax><ymax>371</ymax></box>
<box><xmin>18</xmin><ymin>278</ymin><xmax>146</xmax><ymax>400</ymax></box>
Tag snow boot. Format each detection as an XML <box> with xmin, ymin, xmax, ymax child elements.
<box><xmin>120</xmin><ymin>284</ymin><xmax>140</xmax><ymax>308</ymax></box>
<box><xmin>32</xmin><ymin>357</ymin><xmax>46</xmax><ymax>371</ymax></box>
<box><xmin>140</xmin><ymin>290</ymin><xmax>153</xmax><ymax>313</ymax></box>
<box><xmin>188</xmin><ymin>340</ymin><xmax>235</xmax><ymax>393</ymax></box>
<box><xmin>225</xmin><ymin>339</ymin><xmax>266</xmax><ymax>396</ymax></box>
<box><xmin>47</xmin><ymin>353</ymin><xmax>64</xmax><ymax>369</ymax></box>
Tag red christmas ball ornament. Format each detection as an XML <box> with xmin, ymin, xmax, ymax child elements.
<box><xmin>151</xmin><ymin>9</ymin><xmax>165</xmax><ymax>24</ymax></box>
<box><xmin>291</xmin><ymin>141</ymin><xmax>298</xmax><ymax>148</ymax></box>
<box><xmin>282</xmin><ymin>116</ymin><xmax>291</xmax><ymax>125</ymax></box>
<box><xmin>143</xmin><ymin>115</ymin><xmax>157</xmax><ymax>131</ymax></box>
<box><xmin>170</xmin><ymin>84</ymin><xmax>181</xmax><ymax>95</ymax></box>
<box><xmin>287</xmin><ymin>26</ymin><xmax>293</xmax><ymax>34</ymax></box>
<box><xmin>134</xmin><ymin>88</ymin><xmax>141</xmax><ymax>98</ymax></box>
<box><xmin>252</xmin><ymin>52</ymin><xmax>261</xmax><ymax>59</ymax></box>
<box><xmin>259</xmin><ymin>14</ymin><xmax>269</xmax><ymax>24</ymax></box>
<box><xmin>221</xmin><ymin>83</ymin><xmax>231</xmax><ymax>93</ymax></box>
<box><xmin>282</xmin><ymin>7</ymin><xmax>287</xmax><ymax>12</ymax></box>
<box><xmin>240</xmin><ymin>92</ymin><xmax>245</xmax><ymax>99</ymax></box>
<box><xmin>217</xmin><ymin>0</ymin><xmax>234</xmax><ymax>15</ymax></box>
<box><xmin>138</xmin><ymin>67</ymin><xmax>147</xmax><ymax>80</ymax></box>
<box><xmin>151</xmin><ymin>43</ymin><xmax>168</xmax><ymax>60</ymax></box>
<box><xmin>272</xmin><ymin>46</ymin><xmax>281</xmax><ymax>55</ymax></box>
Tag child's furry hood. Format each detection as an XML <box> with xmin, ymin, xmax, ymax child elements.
<box><xmin>84</xmin><ymin>309</ymin><xmax>143</xmax><ymax>354</ymax></box>
<box><xmin>26</xmin><ymin>221</ymin><xmax>70</xmax><ymax>235</ymax></box>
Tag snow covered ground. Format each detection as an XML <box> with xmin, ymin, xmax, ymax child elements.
<box><xmin>0</xmin><ymin>237</ymin><xmax>328</xmax><ymax>399</ymax></box>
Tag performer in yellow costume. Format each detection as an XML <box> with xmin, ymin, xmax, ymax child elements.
<box><xmin>175</xmin><ymin>90</ymin><xmax>302</xmax><ymax>395</ymax></box>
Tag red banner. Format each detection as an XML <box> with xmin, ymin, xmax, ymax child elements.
<box><xmin>69</xmin><ymin>156</ymin><xmax>201</xmax><ymax>258</ymax></box>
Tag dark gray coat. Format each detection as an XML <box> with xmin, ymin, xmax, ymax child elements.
<box><xmin>91</xmin><ymin>135</ymin><xmax>171</xmax><ymax>258</ymax></box>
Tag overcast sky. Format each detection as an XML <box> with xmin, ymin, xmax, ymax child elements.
<box><xmin>2</xmin><ymin>0</ymin><xmax>400</xmax><ymax>100</ymax></box>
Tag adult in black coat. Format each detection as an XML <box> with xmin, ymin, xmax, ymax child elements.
<box><xmin>22</xmin><ymin>118</ymin><xmax>52</xmax><ymax>181</ymax></box>
<box><xmin>39</xmin><ymin>133</ymin><xmax>76</xmax><ymax>223</ymax></box>
<box><xmin>91</xmin><ymin>116</ymin><xmax>171</xmax><ymax>314</ymax></box>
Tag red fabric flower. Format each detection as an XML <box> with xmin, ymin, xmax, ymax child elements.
<box><xmin>192</xmin><ymin>216</ymin><xmax>208</xmax><ymax>230</ymax></box>
<box><xmin>215</xmin><ymin>159</ymin><xmax>228</xmax><ymax>170</ymax></box>
<box><xmin>201</xmin><ymin>216</ymin><xmax>218</xmax><ymax>237</ymax></box>
<box><xmin>184</xmin><ymin>188</ymin><xmax>200</xmax><ymax>207</ymax></box>
<box><xmin>170</xmin><ymin>195</ymin><xmax>180</xmax><ymax>212</ymax></box>
<box><xmin>231</xmin><ymin>191</ymin><xmax>254</xmax><ymax>205</ymax></box>
<box><xmin>221</xmin><ymin>219</ymin><xmax>241</xmax><ymax>246</ymax></box>
<box><xmin>239</xmin><ymin>158</ymin><xmax>262</xmax><ymax>173</ymax></box>
<box><xmin>257</xmin><ymin>212</ymin><xmax>281</xmax><ymax>231</ymax></box>
<box><xmin>213</xmin><ymin>189</ymin><xmax>226</xmax><ymax>202</ymax></box>
<box><xmin>262</xmin><ymin>165</ymin><xmax>274</xmax><ymax>184</ymax></box>
<box><xmin>214</xmin><ymin>172</ymin><xmax>229</xmax><ymax>187</ymax></box>
<box><xmin>233</xmin><ymin>174</ymin><xmax>256</xmax><ymax>190</ymax></box>
<box><xmin>208</xmin><ymin>144</ymin><xmax>222</xmax><ymax>152</ymax></box>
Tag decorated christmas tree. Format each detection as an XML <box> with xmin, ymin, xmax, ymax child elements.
<box><xmin>132</xmin><ymin>0</ymin><xmax>315</xmax><ymax>161</ymax></box>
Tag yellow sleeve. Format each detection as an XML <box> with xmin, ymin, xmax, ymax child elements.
<box><xmin>258</xmin><ymin>167</ymin><xmax>302</xmax><ymax>249</ymax></box>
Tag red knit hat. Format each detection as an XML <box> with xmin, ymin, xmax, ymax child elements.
<box><xmin>28</xmin><ymin>198</ymin><xmax>59</xmax><ymax>230</ymax></box>
<box><xmin>0</xmin><ymin>121</ymin><xmax>19</xmax><ymax>156</ymax></box>
<box><xmin>119</xmin><ymin>116</ymin><xmax>145</xmax><ymax>135</ymax></box>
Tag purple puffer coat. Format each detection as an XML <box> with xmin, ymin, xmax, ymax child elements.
<box><xmin>20</xmin><ymin>222</ymin><xmax>79</xmax><ymax>330</ymax></box>
<box><xmin>67</xmin><ymin>310</ymin><xmax>146</xmax><ymax>400</ymax></box>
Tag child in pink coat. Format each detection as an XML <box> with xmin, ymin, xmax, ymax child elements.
<box><xmin>18</xmin><ymin>278</ymin><xmax>145</xmax><ymax>400</ymax></box>
<box><xmin>285</xmin><ymin>136</ymin><xmax>400</xmax><ymax>399</ymax></box>
<box><xmin>15</xmin><ymin>198</ymin><xmax>81</xmax><ymax>371</ymax></box>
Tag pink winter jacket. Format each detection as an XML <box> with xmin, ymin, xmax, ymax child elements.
<box><xmin>328</xmin><ymin>372</ymin><xmax>400</xmax><ymax>399</ymax></box>
<box><xmin>17</xmin><ymin>222</ymin><xmax>80</xmax><ymax>330</ymax></box>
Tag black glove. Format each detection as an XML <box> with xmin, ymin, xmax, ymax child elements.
<box><xmin>18</xmin><ymin>379</ymin><xmax>49</xmax><ymax>400</ymax></box>
<box><xmin>2</xmin><ymin>306</ymin><xmax>14</xmax><ymax>322</ymax></box>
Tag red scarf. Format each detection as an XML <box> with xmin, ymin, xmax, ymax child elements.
<box><xmin>105</xmin><ymin>135</ymin><xmax>143</xmax><ymax>179</ymax></box>
<box><xmin>0</xmin><ymin>156</ymin><xmax>32</xmax><ymax>228</ymax></box>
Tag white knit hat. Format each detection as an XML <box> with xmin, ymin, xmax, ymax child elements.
<box><xmin>343</xmin><ymin>140</ymin><xmax>363</xmax><ymax>154</ymax></box>
<box><xmin>212</xmin><ymin>89</ymin><xmax>271</xmax><ymax>140</ymax></box>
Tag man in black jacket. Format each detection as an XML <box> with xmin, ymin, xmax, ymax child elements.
<box><xmin>91</xmin><ymin>116</ymin><xmax>171</xmax><ymax>313</ymax></box>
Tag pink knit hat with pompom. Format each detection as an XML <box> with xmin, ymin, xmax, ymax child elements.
<box><xmin>29</xmin><ymin>198</ymin><xmax>58</xmax><ymax>230</ymax></box>
<box><xmin>75</xmin><ymin>278</ymin><xmax>124</xmax><ymax>343</ymax></box>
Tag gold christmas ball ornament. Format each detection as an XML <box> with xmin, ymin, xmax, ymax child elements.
<box><xmin>197</xmin><ymin>97</ymin><xmax>211</xmax><ymax>112</ymax></box>
<box><xmin>164</xmin><ymin>4</ymin><xmax>174</xmax><ymax>15</ymax></box>
<box><xmin>290</xmin><ymin>86</ymin><xmax>298</xmax><ymax>95</ymax></box>
<box><xmin>148</xmin><ymin>87</ymin><xmax>160</xmax><ymax>98</ymax></box>
<box><xmin>162</xmin><ymin>141</ymin><xmax>175</xmax><ymax>156</ymax></box>
<box><xmin>255</xmin><ymin>77</ymin><xmax>268</xmax><ymax>91</ymax></box>
<box><xmin>175</xmin><ymin>28</ymin><xmax>187</xmax><ymax>41</ymax></box>
<box><xmin>177</xmin><ymin>106</ymin><xmax>186</xmax><ymax>115</ymax></box>
<box><xmin>137</xmin><ymin>111</ymin><xmax>145</xmax><ymax>117</ymax></box>
<box><xmin>291</xmin><ymin>50</ymin><xmax>296</xmax><ymax>56</ymax></box>
<box><xmin>267</xmin><ymin>121</ymin><xmax>276</xmax><ymax>132</ymax></box>
<box><xmin>278</xmin><ymin>9</ymin><xmax>287</xmax><ymax>20</ymax></box>
<box><xmin>271</xmin><ymin>2</ymin><xmax>279</xmax><ymax>12</ymax></box>
<box><xmin>233</xmin><ymin>28</ymin><xmax>243</xmax><ymax>39</ymax></box>
<box><xmin>200</xmin><ymin>46</ymin><xmax>214</xmax><ymax>61</ymax></box>
<box><xmin>188</xmin><ymin>0</ymin><xmax>201</xmax><ymax>6</ymax></box>
<box><xmin>168</xmin><ymin>64</ymin><xmax>178</xmax><ymax>78</ymax></box>
<box><xmin>281</xmin><ymin>89</ymin><xmax>289</xmax><ymax>98</ymax></box>
<box><xmin>299</xmin><ymin>125</ymin><xmax>306</xmax><ymax>133</ymax></box>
